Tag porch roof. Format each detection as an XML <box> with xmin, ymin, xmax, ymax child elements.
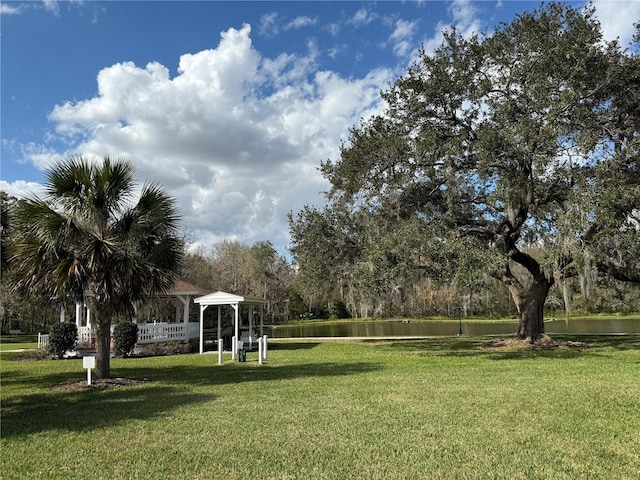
<box><xmin>166</xmin><ymin>279</ymin><xmax>208</xmax><ymax>296</ymax></box>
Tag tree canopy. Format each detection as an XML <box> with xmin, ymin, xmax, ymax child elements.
<box><xmin>291</xmin><ymin>3</ymin><xmax>639</xmax><ymax>339</ymax></box>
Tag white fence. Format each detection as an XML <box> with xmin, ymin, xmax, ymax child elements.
<box><xmin>38</xmin><ymin>322</ymin><xmax>200</xmax><ymax>350</ymax></box>
<box><xmin>37</xmin><ymin>333</ymin><xmax>50</xmax><ymax>350</ymax></box>
<box><xmin>137</xmin><ymin>323</ymin><xmax>187</xmax><ymax>343</ymax></box>
<box><xmin>78</xmin><ymin>326</ymin><xmax>92</xmax><ymax>346</ymax></box>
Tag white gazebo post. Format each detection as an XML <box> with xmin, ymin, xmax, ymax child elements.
<box><xmin>217</xmin><ymin>304</ymin><xmax>223</xmax><ymax>363</ymax></box>
<box><xmin>248</xmin><ymin>308</ymin><xmax>253</xmax><ymax>350</ymax></box>
<box><xmin>86</xmin><ymin>306</ymin><xmax>91</xmax><ymax>328</ymax></box>
<box><xmin>75</xmin><ymin>301</ymin><xmax>82</xmax><ymax>328</ymax></box>
<box><xmin>60</xmin><ymin>306</ymin><xmax>65</xmax><ymax>323</ymax></box>
<box><xmin>198</xmin><ymin>304</ymin><xmax>208</xmax><ymax>354</ymax></box>
<box><xmin>232</xmin><ymin>303</ymin><xmax>239</xmax><ymax>359</ymax></box>
<box><xmin>174</xmin><ymin>294</ymin><xmax>190</xmax><ymax>324</ymax></box>
<box><xmin>176</xmin><ymin>295</ymin><xmax>190</xmax><ymax>343</ymax></box>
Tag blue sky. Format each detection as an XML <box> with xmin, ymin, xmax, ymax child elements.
<box><xmin>2</xmin><ymin>1</ymin><xmax>639</xmax><ymax>255</ymax></box>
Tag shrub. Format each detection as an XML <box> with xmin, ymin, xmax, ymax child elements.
<box><xmin>48</xmin><ymin>322</ymin><xmax>78</xmax><ymax>358</ymax></box>
<box><xmin>329</xmin><ymin>300</ymin><xmax>350</xmax><ymax>319</ymax></box>
<box><xmin>17</xmin><ymin>349</ymin><xmax>51</xmax><ymax>361</ymax></box>
<box><xmin>166</xmin><ymin>341</ymin><xmax>185</xmax><ymax>355</ymax></box>
<box><xmin>145</xmin><ymin>342</ymin><xmax>165</xmax><ymax>356</ymax></box>
<box><xmin>113</xmin><ymin>322</ymin><xmax>138</xmax><ymax>357</ymax></box>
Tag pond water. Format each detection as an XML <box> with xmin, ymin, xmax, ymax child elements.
<box><xmin>266</xmin><ymin>317</ymin><xmax>640</xmax><ymax>338</ymax></box>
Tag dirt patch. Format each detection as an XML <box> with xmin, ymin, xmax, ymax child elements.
<box><xmin>54</xmin><ymin>377</ymin><xmax>150</xmax><ymax>391</ymax></box>
<box><xmin>487</xmin><ymin>335</ymin><xmax>598</xmax><ymax>349</ymax></box>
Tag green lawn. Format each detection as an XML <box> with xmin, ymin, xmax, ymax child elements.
<box><xmin>0</xmin><ymin>335</ymin><xmax>38</xmax><ymax>352</ymax></box>
<box><xmin>2</xmin><ymin>336</ymin><xmax>639</xmax><ymax>479</ymax></box>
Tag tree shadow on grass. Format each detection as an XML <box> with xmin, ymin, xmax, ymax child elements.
<box><xmin>114</xmin><ymin>360</ymin><xmax>383</xmax><ymax>388</ymax></box>
<box><xmin>373</xmin><ymin>335</ymin><xmax>640</xmax><ymax>361</ymax></box>
<box><xmin>1</xmin><ymin>361</ymin><xmax>382</xmax><ymax>438</ymax></box>
<box><xmin>1</xmin><ymin>385</ymin><xmax>213</xmax><ymax>439</ymax></box>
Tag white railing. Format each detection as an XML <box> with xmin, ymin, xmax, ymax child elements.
<box><xmin>41</xmin><ymin>322</ymin><xmax>199</xmax><ymax>350</ymax></box>
<box><xmin>137</xmin><ymin>322</ymin><xmax>188</xmax><ymax>343</ymax></box>
<box><xmin>78</xmin><ymin>326</ymin><xmax>92</xmax><ymax>346</ymax></box>
<box><xmin>38</xmin><ymin>333</ymin><xmax>50</xmax><ymax>350</ymax></box>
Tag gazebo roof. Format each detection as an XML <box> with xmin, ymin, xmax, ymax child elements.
<box><xmin>166</xmin><ymin>279</ymin><xmax>208</xmax><ymax>296</ymax></box>
<box><xmin>194</xmin><ymin>290</ymin><xmax>267</xmax><ymax>306</ymax></box>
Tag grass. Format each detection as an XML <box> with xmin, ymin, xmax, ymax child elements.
<box><xmin>2</xmin><ymin>336</ymin><xmax>639</xmax><ymax>479</ymax></box>
<box><xmin>0</xmin><ymin>335</ymin><xmax>39</xmax><ymax>352</ymax></box>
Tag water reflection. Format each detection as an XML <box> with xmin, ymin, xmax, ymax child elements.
<box><xmin>267</xmin><ymin>317</ymin><xmax>640</xmax><ymax>338</ymax></box>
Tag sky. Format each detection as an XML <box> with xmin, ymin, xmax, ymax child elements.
<box><xmin>2</xmin><ymin>0</ymin><xmax>639</xmax><ymax>258</ymax></box>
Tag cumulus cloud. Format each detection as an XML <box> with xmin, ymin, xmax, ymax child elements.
<box><xmin>44</xmin><ymin>24</ymin><xmax>392</xmax><ymax>253</ymax></box>
<box><xmin>592</xmin><ymin>0</ymin><xmax>640</xmax><ymax>47</ymax></box>
<box><xmin>0</xmin><ymin>180</ymin><xmax>46</xmax><ymax>199</ymax></box>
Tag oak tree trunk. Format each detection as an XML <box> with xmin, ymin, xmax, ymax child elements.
<box><xmin>508</xmin><ymin>278</ymin><xmax>552</xmax><ymax>342</ymax></box>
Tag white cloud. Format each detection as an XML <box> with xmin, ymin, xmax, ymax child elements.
<box><xmin>328</xmin><ymin>43</ymin><xmax>348</xmax><ymax>59</ymax></box>
<box><xmin>351</xmin><ymin>7</ymin><xmax>377</xmax><ymax>27</ymax></box>
<box><xmin>592</xmin><ymin>0</ymin><xmax>640</xmax><ymax>47</ymax></box>
<box><xmin>285</xmin><ymin>16</ymin><xmax>318</xmax><ymax>31</ymax></box>
<box><xmin>43</xmin><ymin>24</ymin><xmax>392</xmax><ymax>254</ymax></box>
<box><xmin>419</xmin><ymin>0</ymin><xmax>481</xmax><ymax>55</ymax></box>
<box><xmin>326</xmin><ymin>22</ymin><xmax>341</xmax><ymax>37</ymax></box>
<box><xmin>389</xmin><ymin>19</ymin><xmax>418</xmax><ymax>57</ymax></box>
<box><xmin>0</xmin><ymin>4</ymin><xmax>21</xmax><ymax>14</ymax></box>
<box><xmin>258</xmin><ymin>12</ymin><xmax>279</xmax><ymax>36</ymax></box>
<box><xmin>0</xmin><ymin>180</ymin><xmax>46</xmax><ymax>199</ymax></box>
<box><xmin>42</xmin><ymin>0</ymin><xmax>60</xmax><ymax>16</ymax></box>
<box><xmin>259</xmin><ymin>13</ymin><xmax>318</xmax><ymax>37</ymax></box>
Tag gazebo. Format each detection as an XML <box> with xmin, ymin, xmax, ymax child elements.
<box><xmin>194</xmin><ymin>291</ymin><xmax>267</xmax><ymax>356</ymax></box>
<box><xmin>61</xmin><ymin>279</ymin><xmax>207</xmax><ymax>347</ymax></box>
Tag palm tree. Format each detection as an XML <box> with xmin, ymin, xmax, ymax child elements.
<box><xmin>11</xmin><ymin>156</ymin><xmax>183</xmax><ymax>378</ymax></box>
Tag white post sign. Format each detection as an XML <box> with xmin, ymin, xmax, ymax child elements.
<box><xmin>83</xmin><ymin>356</ymin><xmax>96</xmax><ymax>385</ymax></box>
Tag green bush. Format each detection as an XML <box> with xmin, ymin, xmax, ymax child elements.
<box><xmin>48</xmin><ymin>323</ymin><xmax>78</xmax><ymax>358</ymax></box>
<box><xmin>113</xmin><ymin>322</ymin><xmax>138</xmax><ymax>357</ymax></box>
<box><xmin>329</xmin><ymin>300</ymin><xmax>350</xmax><ymax>319</ymax></box>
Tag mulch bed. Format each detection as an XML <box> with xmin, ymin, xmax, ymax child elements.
<box><xmin>53</xmin><ymin>377</ymin><xmax>150</xmax><ymax>391</ymax></box>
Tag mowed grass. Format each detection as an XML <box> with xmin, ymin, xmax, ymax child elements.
<box><xmin>1</xmin><ymin>336</ymin><xmax>639</xmax><ymax>480</ymax></box>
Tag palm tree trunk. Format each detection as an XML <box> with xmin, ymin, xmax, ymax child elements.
<box><xmin>95</xmin><ymin>317</ymin><xmax>111</xmax><ymax>379</ymax></box>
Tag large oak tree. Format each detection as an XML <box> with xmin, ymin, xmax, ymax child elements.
<box><xmin>310</xmin><ymin>3</ymin><xmax>639</xmax><ymax>340</ymax></box>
